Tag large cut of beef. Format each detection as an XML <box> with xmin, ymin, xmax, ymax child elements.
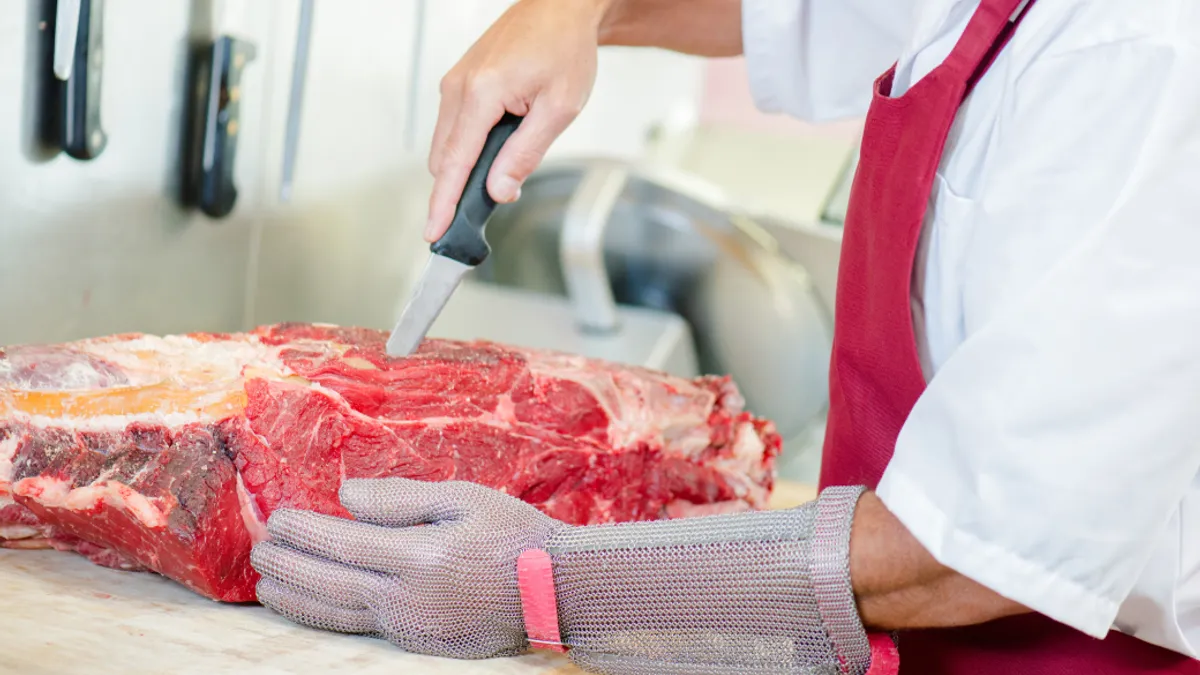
<box><xmin>0</xmin><ymin>323</ymin><xmax>780</xmax><ymax>602</ymax></box>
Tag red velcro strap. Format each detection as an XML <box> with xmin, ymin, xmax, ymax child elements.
<box><xmin>517</xmin><ymin>548</ymin><xmax>567</xmax><ymax>653</ymax></box>
<box><xmin>866</xmin><ymin>632</ymin><xmax>901</xmax><ymax>675</ymax></box>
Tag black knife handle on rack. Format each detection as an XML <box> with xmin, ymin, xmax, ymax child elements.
<box><xmin>60</xmin><ymin>0</ymin><xmax>107</xmax><ymax>160</ymax></box>
<box><xmin>189</xmin><ymin>36</ymin><xmax>257</xmax><ymax>219</ymax></box>
<box><xmin>430</xmin><ymin>112</ymin><xmax>524</xmax><ymax>266</ymax></box>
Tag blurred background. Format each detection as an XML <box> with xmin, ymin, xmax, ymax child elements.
<box><xmin>0</xmin><ymin>0</ymin><xmax>865</xmax><ymax>483</ymax></box>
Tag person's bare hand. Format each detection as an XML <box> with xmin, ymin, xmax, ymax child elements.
<box><xmin>424</xmin><ymin>0</ymin><xmax>609</xmax><ymax>242</ymax></box>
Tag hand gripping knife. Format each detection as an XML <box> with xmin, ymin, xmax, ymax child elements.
<box><xmin>386</xmin><ymin>113</ymin><xmax>523</xmax><ymax>356</ymax></box>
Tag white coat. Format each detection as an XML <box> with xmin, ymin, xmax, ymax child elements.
<box><xmin>742</xmin><ymin>0</ymin><xmax>1200</xmax><ymax>658</ymax></box>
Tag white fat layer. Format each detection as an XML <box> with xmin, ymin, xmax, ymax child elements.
<box><xmin>706</xmin><ymin>422</ymin><xmax>771</xmax><ymax>503</ymax></box>
<box><xmin>0</xmin><ymin>525</ymin><xmax>43</xmax><ymax>539</ymax></box>
<box><xmin>19</xmin><ymin>411</ymin><xmax>212</xmax><ymax>431</ymax></box>
<box><xmin>493</xmin><ymin>394</ymin><xmax>517</xmax><ymax>425</ymax></box>
<box><xmin>2</xmin><ymin>334</ymin><xmax>300</xmax><ymax>431</ymax></box>
<box><xmin>235</xmin><ymin>472</ymin><xmax>268</xmax><ymax>544</ymax></box>
<box><xmin>0</xmin><ymin>431</ymin><xmax>18</xmax><ymax>485</ymax></box>
<box><xmin>76</xmin><ymin>334</ymin><xmax>293</xmax><ymax>388</ymax></box>
<box><xmin>730</xmin><ymin>423</ymin><xmax>767</xmax><ymax>475</ymax></box>
<box><xmin>14</xmin><ymin>477</ymin><xmax>168</xmax><ymax>529</ymax></box>
<box><xmin>715</xmin><ymin>424</ymin><xmax>769</xmax><ymax>477</ymax></box>
<box><xmin>54</xmin><ymin>361</ymin><xmax>114</xmax><ymax>390</ymax></box>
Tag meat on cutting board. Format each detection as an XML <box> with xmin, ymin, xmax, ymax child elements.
<box><xmin>0</xmin><ymin>323</ymin><xmax>781</xmax><ymax>603</ymax></box>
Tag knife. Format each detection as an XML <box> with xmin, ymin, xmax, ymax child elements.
<box><xmin>279</xmin><ymin>0</ymin><xmax>314</xmax><ymax>203</ymax></box>
<box><xmin>50</xmin><ymin>0</ymin><xmax>107</xmax><ymax>160</ymax></box>
<box><xmin>385</xmin><ymin>112</ymin><xmax>524</xmax><ymax>357</ymax></box>
<box><xmin>178</xmin><ymin>0</ymin><xmax>257</xmax><ymax>218</ymax></box>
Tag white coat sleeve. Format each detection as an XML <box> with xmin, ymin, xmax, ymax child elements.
<box><xmin>875</xmin><ymin>37</ymin><xmax>1200</xmax><ymax>639</ymax></box>
<box><xmin>741</xmin><ymin>0</ymin><xmax>917</xmax><ymax>122</ymax></box>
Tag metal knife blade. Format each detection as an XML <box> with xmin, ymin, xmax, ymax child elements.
<box><xmin>385</xmin><ymin>112</ymin><xmax>524</xmax><ymax>357</ymax></box>
<box><xmin>279</xmin><ymin>0</ymin><xmax>314</xmax><ymax>203</ymax></box>
<box><xmin>385</xmin><ymin>253</ymin><xmax>472</xmax><ymax>356</ymax></box>
<box><xmin>53</xmin><ymin>0</ymin><xmax>82</xmax><ymax>81</ymax></box>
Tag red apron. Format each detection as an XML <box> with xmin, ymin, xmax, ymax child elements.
<box><xmin>818</xmin><ymin>0</ymin><xmax>1200</xmax><ymax>673</ymax></box>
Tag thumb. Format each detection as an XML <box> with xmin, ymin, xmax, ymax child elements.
<box><xmin>338</xmin><ymin>477</ymin><xmax>467</xmax><ymax>528</ymax></box>
<box><xmin>485</xmin><ymin>94</ymin><xmax>583</xmax><ymax>203</ymax></box>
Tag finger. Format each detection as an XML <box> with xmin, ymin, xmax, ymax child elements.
<box><xmin>428</xmin><ymin>74</ymin><xmax>463</xmax><ymax>178</ymax></box>
<box><xmin>256</xmin><ymin>577</ymin><xmax>377</xmax><ymax>635</ymax></box>
<box><xmin>265</xmin><ymin>507</ymin><xmax>450</xmax><ymax>576</ymax></box>
<box><xmin>250</xmin><ymin>541</ymin><xmax>379</xmax><ymax>610</ymax></box>
<box><xmin>486</xmin><ymin>93</ymin><xmax>583</xmax><ymax>203</ymax></box>
<box><xmin>424</xmin><ymin>98</ymin><xmax>507</xmax><ymax>242</ymax></box>
<box><xmin>338</xmin><ymin>477</ymin><xmax>468</xmax><ymax>527</ymax></box>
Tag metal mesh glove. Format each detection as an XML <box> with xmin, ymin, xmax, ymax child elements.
<box><xmin>250</xmin><ymin>478</ymin><xmax>568</xmax><ymax>659</ymax></box>
<box><xmin>250</xmin><ymin>478</ymin><xmax>870</xmax><ymax>674</ymax></box>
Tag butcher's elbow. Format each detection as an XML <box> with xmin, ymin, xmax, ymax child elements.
<box><xmin>847</xmin><ymin>492</ymin><xmax>1031</xmax><ymax>631</ymax></box>
<box><xmin>856</xmin><ymin>573</ymin><xmax>1031</xmax><ymax>631</ymax></box>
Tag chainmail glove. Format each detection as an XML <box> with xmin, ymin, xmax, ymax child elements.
<box><xmin>250</xmin><ymin>478</ymin><xmax>872</xmax><ymax>674</ymax></box>
<box><xmin>250</xmin><ymin>478</ymin><xmax>569</xmax><ymax>659</ymax></box>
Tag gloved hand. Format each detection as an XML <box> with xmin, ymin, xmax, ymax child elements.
<box><xmin>250</xmin><ymin>477</ymin><xmax>872</xmax><ymax>675</ymax></box>
<box><xmin>250</xmin><ymin>478</ymin><xmax>566</xmax><ymax>659</ymax></box>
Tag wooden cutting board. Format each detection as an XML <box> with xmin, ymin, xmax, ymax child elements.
<box><xmin>0</xmin><ymin>481</ymin><xmax>817</xmax><ymax>674</ymax></box>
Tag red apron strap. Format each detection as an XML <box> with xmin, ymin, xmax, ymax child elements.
<box><xmin>943</xmin><ymin>0</ymin><xmax>1035</xmax><ymax>84</ymax></box>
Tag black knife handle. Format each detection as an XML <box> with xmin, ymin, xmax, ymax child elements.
<box><xmin>197</xmin><ymin>36</ymin><xmax>257</xmax><ymax>219</ymax></box>
<box><xmin>61</xmin><ymin>0</ymin><xmax>107</xmax><ymax>160</ymax></box>
<box><xmin>430</xmin><ymin>112</ymin><xmax>523</xmax><ymax>266</ymax></box>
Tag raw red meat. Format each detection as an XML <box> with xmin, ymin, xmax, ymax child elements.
<box><xmin>0</xmin><ymin>323</ymin><xmax>781</xmax><ymax>602</ymax></box>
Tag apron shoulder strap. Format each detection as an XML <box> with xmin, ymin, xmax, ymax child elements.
<box><xmin>942</xmin><ymin>0</ymin><xmax>1037</xmax><ymax>93</ymax></box>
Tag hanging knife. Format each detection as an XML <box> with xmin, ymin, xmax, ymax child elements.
<box><xmin>51</xmin><ymin>0</ymin><xmax>107</xmax><ymax>160</ymax></box>
<box><xmin>403</xmin><ymin>0</ymin><xmax>427</xmax><ymax>153</ymax></box>
<box><xmin>197</xmin><ymin>35</ymin><xmax>256</xmax><ymax>218</ymax></box>
<box><xmin>279</xmin><ymin>0</ymin><xmax>314</xmax><ymax>202</ymax></box>
<box><xmin>385</xmin><ymin>112</ymin><xmax>523</xmax><ymax>357</ymax></box>
<box><xmin>180</xmin><ymin>0</ymin><xmax>257</xmax><ymax>219</ymax></box>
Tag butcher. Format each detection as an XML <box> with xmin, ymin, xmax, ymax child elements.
<box><xmin>247</xmin><ymin>0</ymin><xmax>1200</xmax><ymax>673</ymax></box>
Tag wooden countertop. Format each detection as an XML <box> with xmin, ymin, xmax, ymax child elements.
<box><xmin>1</xmin><ymin>480</ymin><xmax>817</xmax><ymax>674</ymax></box>
<box><xmin>768</xmin><ymin>478</ymin><xmax>818</xmax><ymax>511</ymax></box>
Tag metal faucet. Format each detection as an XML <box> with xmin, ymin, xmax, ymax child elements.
<box><xmin>559</xmin><ymin>164</ymin><xmax>628</xmax><ymax>335</ymax></box>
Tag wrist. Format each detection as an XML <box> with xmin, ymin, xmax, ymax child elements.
<box><xmin>591</xmin><ymin>0</ymin><xmax>626</xmax><ymax>46</ymax></box>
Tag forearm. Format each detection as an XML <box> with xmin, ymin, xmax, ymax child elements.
<box><xmin>849</xmin><ymin>491</ymin><xmax>1030</xmax><ymax>630</ymax></box>
<box><xmin>595</xmin><ymin>0</ymin><xmax>743</xmax><ymax>56</ymax></box>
